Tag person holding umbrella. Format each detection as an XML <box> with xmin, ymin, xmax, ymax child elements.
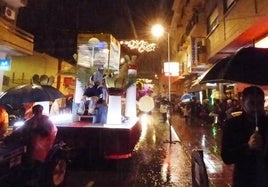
<box><xmin>221</xmin><ymin>86</ymin><xmax>268</xmax><ymax>187</ymax></box>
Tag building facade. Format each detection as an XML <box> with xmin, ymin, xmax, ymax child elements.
<box><xmin>0</xmin><ymin>0</ymin><xmax>75</xmax><ymax>97</ymax></box>
<box><xmin>0</xmin><ymin>0</ymin><xmax>34</xmax><ymax>91</ymax></box>
<box><xmin>169</xmin><ymin>0</ymin><xmax>268</xmax><ymax>100</ymax></box>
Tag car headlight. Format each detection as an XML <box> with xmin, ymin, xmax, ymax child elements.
<box><xmin>13</xmin><ymin>121</ymin><xmax>25</xmax><ymax>128</ymax></box>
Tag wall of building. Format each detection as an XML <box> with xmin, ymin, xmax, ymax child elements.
<box><xmin>3</xmin><ymin>52</ymin><xmax>74</xmax><ymax>95</ymax></box>
<box><xmin>5</xmin><ymin>52</ymin><xmax>58</xmax><ymax>87</ymax></box>
<box><xmin>208</xmin><ymin>0</ymin><xmax>268</xmax><ymax>58</ymax></box>
<box><xmin>170</xmin><ymin>0</ymin><xmax>268</xmax><ymax>96</ymax></box>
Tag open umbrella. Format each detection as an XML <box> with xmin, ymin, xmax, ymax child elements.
<box><xmin>180</xmin><ymin>93</ymin><xmax>194</xmax><ymax>102</ymax></box>
<box><xmin>199</xmin><ymin>47</ymin><xmax>268</xmax><ymax>85</ymax></box>
<box><xmin>199</xmin><ymin>47</ymin><xmax>268</xmax><ymax>126</ymax></box>
<box><xmin>198</xmin><ymin>57</ymin><xmax>233</xmax><ymax>84</ymax></box>
<box><xmin>0</xmin><ymin>84</ymin><xmax>65</xmax><ymax>107</ymax></box>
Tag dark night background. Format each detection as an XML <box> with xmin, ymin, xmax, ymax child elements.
<box><xmin>16</xmin><ymin>0</ymin><xmax>173</xmax><ymax>76</ymax></box>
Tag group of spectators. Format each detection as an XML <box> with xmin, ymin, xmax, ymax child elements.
<box><xmin>158</xmin><ymin>87</ymin><xmax>268</xmax><ymax>187</ymax></box>
<box><xmin>176</xmin><ymin>97</ymin><xmax>242</xmax><ymax>125</ymax></box>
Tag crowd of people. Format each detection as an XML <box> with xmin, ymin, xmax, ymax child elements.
<box><xmin>158</xmin><ymin>86</ymin><xmax>268</xmax><ymax>186</ymax></box>
<box><xmin>172</xmin><ymin>97</ymin><xmax>242</xmax><ymax>126</ymax></box>
<box><xmin>176</xmin><ymin>99</ymin><xmax>241</xmax><ymax>125</ymax></box>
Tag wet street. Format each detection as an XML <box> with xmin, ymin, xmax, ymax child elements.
<box><xmin>64</xmin><ymin>110</ymin><xmax>233</xmax><ymax>187</ymax></box>
<box><xmin>171</xmin><ymin>114</ymin><xmax>233</xmax><ymax>187</ymax></box>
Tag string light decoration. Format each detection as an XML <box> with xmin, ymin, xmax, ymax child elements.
<box><xmin>120</xmin><ymin>40</ymin><xmax>156</xmax><ymax>53</ymax></box>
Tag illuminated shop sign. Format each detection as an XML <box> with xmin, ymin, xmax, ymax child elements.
<box><xmin>0</xmin><ymin>59</ymin><xmax>11</xmax><ymax>71</ymax></box>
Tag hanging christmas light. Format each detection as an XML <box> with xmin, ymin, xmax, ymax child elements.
<box><xmin>120</xmin><ymin>40</ymin><xmax>156</xmax><ymax>53</ymax></box>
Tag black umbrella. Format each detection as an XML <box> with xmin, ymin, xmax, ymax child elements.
<box><xmin>199</xmin><ymin>47</ymin><xmax>268</xmax><ymax>85</ymax></box>
<box><xmin>0</xmin><ymin>84</ymin><xmax>65</xmax><ymax>107</ymax></box>
<box><xmin>198</xmin><ymin>57</ymin><xmax>233</xmax><ymax>84</ymax></box>
<box><xmin>199</xmin><ymin>47</ymin><xmax>268</xmax><ymax>126</ymax></box>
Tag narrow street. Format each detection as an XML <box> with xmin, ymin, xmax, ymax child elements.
<box><xmin>64</xmin><ymin>109</ymin><xmax>233</xmax><ymax>187</ymax></box>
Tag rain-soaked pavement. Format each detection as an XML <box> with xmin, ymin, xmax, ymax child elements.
<box><xmin>64</xmin><ymin>110</ymin><xmax>233</xmax><ymax>187</ymax></box>
<box><xmin>171</xmin><ymin>114</ymin><xmax>233</xmax><ymax>187</ymax></box>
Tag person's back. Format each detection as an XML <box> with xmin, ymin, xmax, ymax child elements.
<box><xmin>183</xmin><ymin>105</ymin><xmax>191</xmax><ymax>116</ymax></box>
<box><xmin>160</xmin><ymin>101</ymin><xmax>168</xmax><ymax>122</ymax></box>
<box><xmin>28</xmin><ymin>115</ymin><xmax>57</xmax><ymax>162</ymax></box>
<box><xmin>16</xmin><ymin>105</ymin><xmax>57</xmax><ymax>162</ymax></box>
<box><xmin>183</xmin><ymin>105</ymin><xmax>191</xmax><ymax>124</ymax></box>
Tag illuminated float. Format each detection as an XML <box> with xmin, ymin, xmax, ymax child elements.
<box><xmin>55</xmin><ymin>34</ymin><xmax>142</xmax><ymax>161</ymax></box>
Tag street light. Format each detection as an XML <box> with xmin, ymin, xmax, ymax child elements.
<box><xmin>151</xmin><ymin>24</ymin><xmax>171</xmax><ymax>101</ymax></box>
<box><xmin>151</xmin><ymin>24</ymin><xmax>179</xmax><ymax>143</ymax></box>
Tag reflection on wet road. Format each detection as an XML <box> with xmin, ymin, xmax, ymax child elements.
<box><xmin>171</xmin><ymin>115</ymin><xmax>233</xmax><ymax>187</ymax></box>
<box><xmin>65</xmin><ymin>111</ymin><xmax>233</xmax><ymax>187</ymax></box>
<box><xmin>131</xmin><ymin>113</ymin><xmax>191</xmax><ymax>186</ymax></box>
<box><xmin>65</xmin><ymin>111</ymin><xmax>192</xmax><ymax>187</ymax></box>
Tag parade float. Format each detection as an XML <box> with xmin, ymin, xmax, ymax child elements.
<box><xmin>55</xmin><ymin>34</ymin><xmax>142</xmax><ymax>163</ymax></box>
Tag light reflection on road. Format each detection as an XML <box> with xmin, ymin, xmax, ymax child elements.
<box><xmin>65</xmin><ymin>111</ymin><xmax>192</xmax><ymax>186</ymax></box>
<box><xmin>129</xmin><ymin>112</ymin><xmax>192</xmax><ymax>186</ymax></box>
<box><xmin>139</xmin><ymin>114</ymin><xmax>149</xmax><ymax>141</ymax></box>
<box><xmin>171</xmin><ymin>115</ymin><xmax>233</xmax><ymax>186</ymax></box>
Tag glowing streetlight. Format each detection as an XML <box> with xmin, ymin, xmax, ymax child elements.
<box><xmin>151</xmin><ymin>24</ymin><xmax>179</xmax><ymax>143</ymax></box>
<box><xmin>151</xmin><ymin>24</ymin><xmax>165</xmax><ymax>37</ymax></box>
<box><xmin>151</xmin><ymin>24</ymin><xmax>172</xmax><ymax>101</ymax></box>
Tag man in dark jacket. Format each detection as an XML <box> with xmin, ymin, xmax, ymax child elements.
<box><xmin>83</xmin><ymin>81</ymin><xmax>103</xmax><ymax>114</ymax></box>
<box><xmin>221</xmin><ymin>86</ymin><xmax>268</xmax><ymax>187</ymax></box>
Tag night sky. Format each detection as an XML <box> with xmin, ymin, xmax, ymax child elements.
<box><xmin>16</xmin><ymin>0</ymin><xmax>173</xmax><ymax>66</ymax></box>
